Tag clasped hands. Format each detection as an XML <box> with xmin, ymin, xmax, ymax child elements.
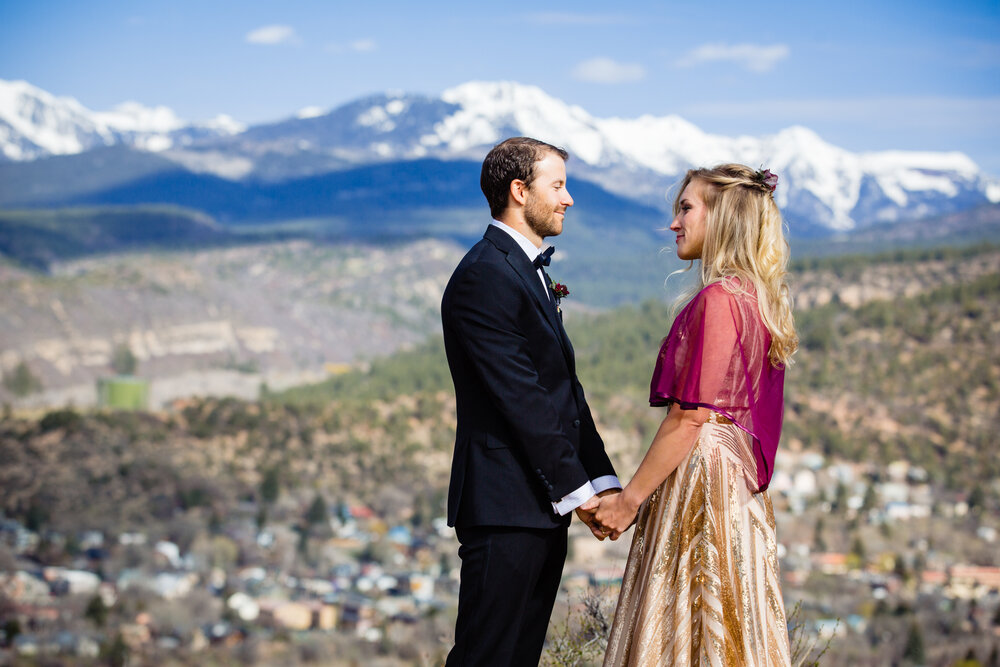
<box><xmin>575</xmin><ymin>488</ymin><xmax>640</xmax><ymax>541</ymax></box>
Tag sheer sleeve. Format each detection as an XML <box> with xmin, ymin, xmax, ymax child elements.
<box><xmin>649</xmin><ymin>281</ymin><xmax>785</xmax><ymax>491</ymax></box>
<box><xmin>650</xmin><ymin>283</ymin><xmax>741</xmax><ymax>411</ymax></box>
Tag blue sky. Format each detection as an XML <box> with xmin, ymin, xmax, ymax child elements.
<box><xmin>2</xmin><ymin>0</ymin><xmax>999</xmax><ymax>173</ymax></box>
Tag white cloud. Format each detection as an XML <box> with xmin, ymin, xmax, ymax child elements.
<box><xmin>297</xmin><ymin>106</ymin><xmax>325</xmax><ymax>119</ymax></box>
<box><xmin>572</xmin><ymin>57</ymin><xmax>646</xmax><ymax>84</ymax></box>
<box><xmin>325</xmin><ymin>39</ymin><xmax>377</xmax><ymax>54</ymax></box>
<box><xmin>349</xmin><ymin>39</ymin><xmax>376</xmax><ymax>53</ymax></box>
<box><xmin>676</xmin><ymin>43</ymin><xmax>790</xmax><ymax>73</ymax></box>
<box><xmin>245</xmin><ymin>25</ymin><xmax>298</xmax><ymax>46</ymax></box>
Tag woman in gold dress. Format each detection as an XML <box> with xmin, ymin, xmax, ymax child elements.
<box><xmin>587</xmin><ymin>164</ymin><xmax>797</xmax><ymax>666</ymax></box>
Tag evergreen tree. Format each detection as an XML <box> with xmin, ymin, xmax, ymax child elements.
<box><xmin>259</xmin><ymin>467</ymin><xmax>280</xmax><ymax>504</ymax></box>
<box><xmin>833</xmin><ymin>482</ymin><xmax>848</xmax><ymax>513</ymax></box>
<box><xmin>861</xmin><ymin>483</ymin><xmax>878</xmax><ymax>512</ymax></box>
<box><xmin>84</xmin><ymin>594</ymin><xmax>108</xmax><ymax>627</ymax></box>
<box><xmin>3</xmin><ymin>361</ymin><xmax>42</xmax><ymax>397</ymax></box>
<box><xmin>102</xmin><ymin>632</ymin><xmax>129</xmax><ymax>667</ymax></box>
<box><xmin>813</xmin><ymin>516</ymin><xmax>827</xmax><ymax>552</ymax></box>
<box><xmin>306</xmin><ymin>493</ymin><xmax>327</xmax><ymax>525</ymax></box>
<box><xmin>111</xmin><ymin>343</ymin><xmax>137</xmax><ymax>375</ymax></box>
<box><xmin>849</xmin><ymin>536</ymin><xmax>866</xmax><ymax>562</ymax></box>
<box><xmin>968</xmin><ymin>484</ymin><xmax>985</xmax><ymax>514</ymax></box>
<box><xmin>893</xmin><ymin>553</ymin><xmax>910</xmax><ymax>582</ymax></box>
<box><xmin>2</xmin><ymin>619</ymin><xmax>20</xmax><ymax>646</ymax></box>
<box><xmin>902</xmin><ymin>620</ymin><xmax>925</xmax><ymax>664</ymax></box>
<box><xmin>297</xmin><ymin>526</ymin><xmax>309</xmax><ymax>555</ymax></box>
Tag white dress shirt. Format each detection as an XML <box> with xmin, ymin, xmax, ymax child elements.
<box><xmin>489</xmin><ymin>221</ymin><xmax>622</xmax><ymax>515</ymax></box>
<box><xmin>490</xmin><ymin>221</ymin><xmax>552</xmax><ymax>298</ymax></box>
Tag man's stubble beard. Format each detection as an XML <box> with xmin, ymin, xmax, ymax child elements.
<box><xmin>524</xmin><ymin>192</ymin><xmax>563</xmax><ymax>240</ymax></box>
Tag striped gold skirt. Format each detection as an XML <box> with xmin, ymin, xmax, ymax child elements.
<box><xmin>603</xmin><ymin>413</ymin><xmax>791</xmax><ymax>666</ymax></box>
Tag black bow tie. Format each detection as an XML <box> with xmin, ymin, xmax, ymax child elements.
<box><xmin>533</xmin><ymin>246</ymin><xmax>555</xmax><ymax>269</ymax></box>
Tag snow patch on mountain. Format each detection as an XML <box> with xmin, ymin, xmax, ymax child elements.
<box><xmin>987</xmin><ymin>182</ymin><xmax>1000</xmax><ymax>203</ymax></box>
<box><xmin>860</xmin><ymin>151</ymin><xmax>979</xmax><ymax>205</ymax></box>
<box><xmin>437</xmin><ymin>82</ymin><xmax>620</xmax><ymax>164</ymax></box>
<box><xmin>597</xmin><ymin>113</ymin><xmax>724</xmax><ymax>174</ymax></box>
<box><xmin>196</xmin><ymin>114</ymin><xmax>246</xmax><ymax>136</ymax></box>
<box><xmin>0</xmin><ymin>79</ymin><xmax>110</xmax><ymax>158</ymax></box>
<box><xmin>93</xmin><ymin>101</ymin><xmax>185</xmax><ymax>134</ymax></box>
<box><xmin>0</xmin><ymin>79</ymin><xmax>244</xmax><ymax>159</ymax></box>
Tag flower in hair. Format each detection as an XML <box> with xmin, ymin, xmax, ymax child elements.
<box><xmin>755</xmin><ymin>168</ymin><xmax>778</xmax><ymax>193</ymax></box>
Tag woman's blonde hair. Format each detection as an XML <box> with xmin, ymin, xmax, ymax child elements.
<box><xmin>671</xmin><ymin>163</ymin><xmax>798</xmax><ymax>367</ymax></box>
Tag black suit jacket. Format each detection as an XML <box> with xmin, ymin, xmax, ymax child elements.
<box><xmin>441</xmin><ymin>225</ymin><xmax>617</xmax><ymax>529</ymax></box>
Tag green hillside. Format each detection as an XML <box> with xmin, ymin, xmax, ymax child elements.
<box><xmin>0</xmin><ymin>206</ymin><xmax>236</xmax><ymax>270</ymax></box>
<box><xmin>279</xmin><ymin>243</ymin><xmax>1000</xmax><ymax>490</ymax></box>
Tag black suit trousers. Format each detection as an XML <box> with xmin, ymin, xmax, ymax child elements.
<box><xmin>445</xmin><ymin>525</ymin><xmax>568</xmax><ymax>666</ymax></box>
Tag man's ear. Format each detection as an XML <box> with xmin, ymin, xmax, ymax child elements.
<box><xmin>509</xmin><ymin>179</ymin><xmax>528</xmax><ymax>207</ymax></box>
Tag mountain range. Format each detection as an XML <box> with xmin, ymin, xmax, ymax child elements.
<box><xmin>2</xmin><ymin>78</ymin><xmax>998</xmax><ymax>237</ymax></box>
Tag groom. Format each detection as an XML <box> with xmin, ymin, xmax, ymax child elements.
<box><xmin>441</xmin><ymin>137</ymin><xmax>620</xmax><ymax>665</ymax></box>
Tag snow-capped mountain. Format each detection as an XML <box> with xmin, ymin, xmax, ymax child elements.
<box><xmin>1</xmin><ymin>78</ymin><xmax>996</xmax><ymax>232</ymax></box>
<box><xmin>347</xmin><ymin>81</ymin><xmax>998</xmax><ymax>230</ymax></box>
<box><xmin>0</xmin><ymin>79</ymin><xmax>244</xmax><ymax>161</ymax></box>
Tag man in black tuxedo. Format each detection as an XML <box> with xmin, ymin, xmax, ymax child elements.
<box><xmin>441</xmin><ymin>137</ymin><xmax>620</xmax><ymax>665</ymax></box>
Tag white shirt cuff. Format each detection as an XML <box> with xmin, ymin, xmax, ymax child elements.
<box><xmin>591</xmin><ymin>475</ymin><xmax>623</xmax><ymax>494</ymax></box>
<box><xmin>551</xmin><ymin>476</ymin><xmax>623</xmax><ymax>516</ymax></box>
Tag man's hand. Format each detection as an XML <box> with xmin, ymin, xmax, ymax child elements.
<box><xmin>575</xmin><ymin>496</ymin><xmax>606</xmax><ymax>540</ymax></box>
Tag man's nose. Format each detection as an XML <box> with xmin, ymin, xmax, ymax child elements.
<box><xmin>563</xmin><ymin>190</ymin><xmax>574</xmax><ymax>207</ymax></box>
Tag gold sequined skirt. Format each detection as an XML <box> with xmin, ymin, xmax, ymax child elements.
<box><xmin>603</xmin><ymin>414</ymin><xmax>791</xmax><ymax>666</ymax></box>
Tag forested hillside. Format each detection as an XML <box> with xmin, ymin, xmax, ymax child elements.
<box><xmin>280</xmin><ymin>244</ymin><xmax>1000</xmax><ymax>492</ymax></box>
<box><xmin>5</xmin><ymin>245</ymin><xmax>996</xmax><ymax>537</ymax></box>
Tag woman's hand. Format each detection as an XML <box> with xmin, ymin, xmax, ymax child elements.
<box><xmin>593</xmin><ymin>489</ymin><xmax>642</xmax><ymax>540</ymax></box>
<box><xmin>591</xmin><ymin>405</ymin><xmax>705</xmax><ymax>539</ymax></box>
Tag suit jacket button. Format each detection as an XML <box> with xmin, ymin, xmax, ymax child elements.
<box><xmin>573</xmin><ymin>419</ymin><xmax>581</xmax><ymax>428</ymax></box>
<box><xmin>547</xmin><ymin>484</ymin><xmax>554</xmax><ymax>491</ymax></box>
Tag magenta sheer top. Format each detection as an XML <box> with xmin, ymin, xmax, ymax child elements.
<box><xmin>649</xmin><ymin>280</ymin><xmax>785</xmax><ymax>491</ymax></box>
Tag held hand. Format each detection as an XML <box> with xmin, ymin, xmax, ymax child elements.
<box><xmin>593</xmin><ymin>490</ymin><xmax>640</xmax><ymax>540</ymax></box>
<box><xmin>575</xmin><ymin>496</ymin><xmax>607</xmax><ymax>540</ymax></box>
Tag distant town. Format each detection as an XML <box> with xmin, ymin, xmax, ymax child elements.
<box><xmin>3</xmin><ymin>444</ymin><xmax>998</xmax><ymax>665</ymax></box>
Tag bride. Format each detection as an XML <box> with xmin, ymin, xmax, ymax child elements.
<box><xmin>588</xmin><ymin>164</ymin><xmax>797</xmax><ymax>666</ymax></box>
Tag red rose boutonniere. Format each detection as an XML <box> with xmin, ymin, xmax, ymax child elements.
<box><xmin>549</xmin><ymin>278</ymin><xmax>570</xmax><ymax>310</ymax></box>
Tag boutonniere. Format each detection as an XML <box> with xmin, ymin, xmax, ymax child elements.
<box><xmin>549</xmin><ymin>278</ymin><xmax>570</xmax><ymax>310</ymax></box>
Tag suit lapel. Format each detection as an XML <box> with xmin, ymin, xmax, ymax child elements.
<box><xmin>484</xmin><ymin>226</ymin><xmax>575</xmax><ymax>369</ymax></box>
<box><xmin>539</xmin><ymin>266</ymin><xmax>577</xmax><ymax>375</ymax></box>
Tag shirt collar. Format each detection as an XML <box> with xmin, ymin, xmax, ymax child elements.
<box><xmin>490</xmin><ymin>220</ymin><xmax>546</xmax><ymax>264</ymax></box>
